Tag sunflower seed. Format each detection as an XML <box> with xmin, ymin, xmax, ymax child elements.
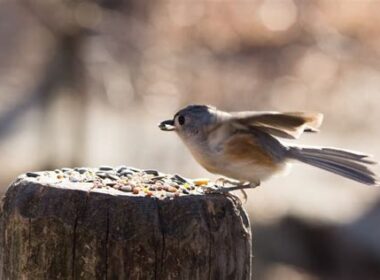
<box><xmin>99</xmin><ymin>166</ymin><xmax>114</xmax><ymax>171</ymax></box>
<box><xmin>151</xmin><ymin>175</ymin><xmax>166</xmax><ymax>181</ymax></box>
<box><xmin>26</xmin><ymin>172</ymin><xmax>40</xmax><ymax>178</ymax></box>
<box><xmin>144</xmin><ymin>169</ymin><xmax>159</xmax><ymax>176</ymax></box>
<box><xmin>96</xmin><ymin>172</ymin><xmax>107</xmax><ymax>179</ymax></box>
<box><xmin>76</xmin><ymin>168</ymin><xmax>88</xmax><ymax>174</ymax></box>
<box><xmin>107</xmin><ymin>174</ymin><xmax>119</xmax><ymax>181</ymax></box>
<box><xmin>120</xmin><ymin>171</ymin><xmax>133</xmax><ymax>177</ymax></box>
<box><xmin>117</xmin><ymin>166</ymin><xmax>127</xmax><ymax>173</ymax></box>
<box><xmin>173</xmin><ymin>174</ymin><xmax>189</xmax><ymax>184</ymax></box>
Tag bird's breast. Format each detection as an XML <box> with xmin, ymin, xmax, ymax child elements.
<box><xmin>183</xmin><ymin>139</ymin><xmax>223</xmax><ymax>174</ymax></box>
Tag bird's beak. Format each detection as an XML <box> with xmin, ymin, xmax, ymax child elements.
<box><xmin>158</xmin><ymin>119</ymin><xmax>175</xmax><ymax>131</ymax></box>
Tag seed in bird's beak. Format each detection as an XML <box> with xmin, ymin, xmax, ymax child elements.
<box><xmin>158</xmin><ymin>120</ymin><xmax>175</xmax><ymax>131</ymax></box>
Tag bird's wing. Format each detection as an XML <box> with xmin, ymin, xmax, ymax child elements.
<box><xmin>223</xmin><ymin>133</ymin><xmax>277</xmax><ymax>165</ymax></box>
<box><xmin>227</xmin><ymin>111</ymin><xmax>323</xmax><ymax>139</ymax></box>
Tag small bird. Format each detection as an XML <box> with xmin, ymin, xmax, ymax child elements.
<box><xmin>159</xmin><ymin>105</ymin><xmax>379</xmax><ymax>192</ymax></box>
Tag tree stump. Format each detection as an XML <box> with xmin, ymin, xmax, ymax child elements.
<box><xmin>0</xmin><ymin>167</ymin><xmax>252</xmax><ymax>280</ymax></box>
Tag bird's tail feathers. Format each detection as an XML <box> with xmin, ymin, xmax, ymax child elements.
<box><xmin>288</xmin><ymin>146</ymin><xmax>379</xmax><ymax>186</ymax></box>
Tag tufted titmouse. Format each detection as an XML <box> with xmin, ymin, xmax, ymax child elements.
<box><xmin>159</xmin><ymin>105</ymin><xmax>378</xmax><ymax>192</ymax></box>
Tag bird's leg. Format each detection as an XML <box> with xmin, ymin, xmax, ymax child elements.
<box><xmin>216</xmin><ymin>181</ymin><xmax>260</xmax><ymax>193</ymax></box>
<box><xmin>215</xmin><ymin>177</ymin><xmax>240</xmax><ymax>187</ymax></box>
<box><xmin>208</xmin><ymin>178</ymin><xmax>261</xmax><ymax>202</ymax></box>
<box><xmin>207</xmin><ymin>178</ymin><xmax>244</xmax><ymax>205</ymax></box>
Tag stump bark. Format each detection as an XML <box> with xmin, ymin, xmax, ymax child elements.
<box><xmin>0</xmin><ymin>176</ymin><xmax>252</xmax><ymax>280</ymax></box>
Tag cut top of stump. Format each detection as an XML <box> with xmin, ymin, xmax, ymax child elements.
<box><xmin>21</xmin><ymin>166</ymin><xmax>219</xmax><ymax>199</ymax></box>
<box><xmin>2</xmin><ymin>166</ymin><xmax>252</xmax><ymax>280</ymax></box>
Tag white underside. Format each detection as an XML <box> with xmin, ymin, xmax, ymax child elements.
<box><xmin>214</xmin><ymin>160</ymin><xmax>291</xmax><ymax>183</ymax></box>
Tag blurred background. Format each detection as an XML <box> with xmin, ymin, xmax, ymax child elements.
<box><xmin>1</xmin><ymin>0</ymin><xmax>380</xmax><ymax>279</ymax></box>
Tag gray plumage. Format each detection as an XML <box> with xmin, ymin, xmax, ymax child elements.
<box><xmin>288</xmin><ymin>146</ymin><xmax>378</xmax><ymax>186</ymax></box>
<box><xmin>159</xmin><ymin>104</ymin><xmax>379</xmax><ymax>186</ymax></box>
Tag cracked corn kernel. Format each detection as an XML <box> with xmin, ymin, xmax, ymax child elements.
<box><xmin>193</xmin><ymin>178</ymin><xmax>209</xmax><ymax>186</ymax></box>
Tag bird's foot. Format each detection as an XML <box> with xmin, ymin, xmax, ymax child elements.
<box><xmin>215</xmin><ymin>177</ymin><xmax>240</xmax><ymax>187</ymax></box>
<box><xmin>215</xmin><ymin>181</ymin><xmax>260</xmax><ymax>192</ymax></box>
<box><xmin>206</xmin><ymin>179</ymin><xmax>261</xmax><ymax>203</ymax></box>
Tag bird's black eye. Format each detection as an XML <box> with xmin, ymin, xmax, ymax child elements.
<box><xmin>178</xmin><ymin>115</ymin><xmax>185</xmax><ymax>126</ymax></box>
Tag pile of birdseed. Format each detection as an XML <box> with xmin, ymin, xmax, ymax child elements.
<box><xmin>21</xmin><ymin>166</ymin><xmax>218</xmax><ymax>199</ymax></box>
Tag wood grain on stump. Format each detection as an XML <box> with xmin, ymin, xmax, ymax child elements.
<box><xmin>0</xmin><ymin>169</ymin><xmax>252</xmax><ymax>280</ymax></box>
